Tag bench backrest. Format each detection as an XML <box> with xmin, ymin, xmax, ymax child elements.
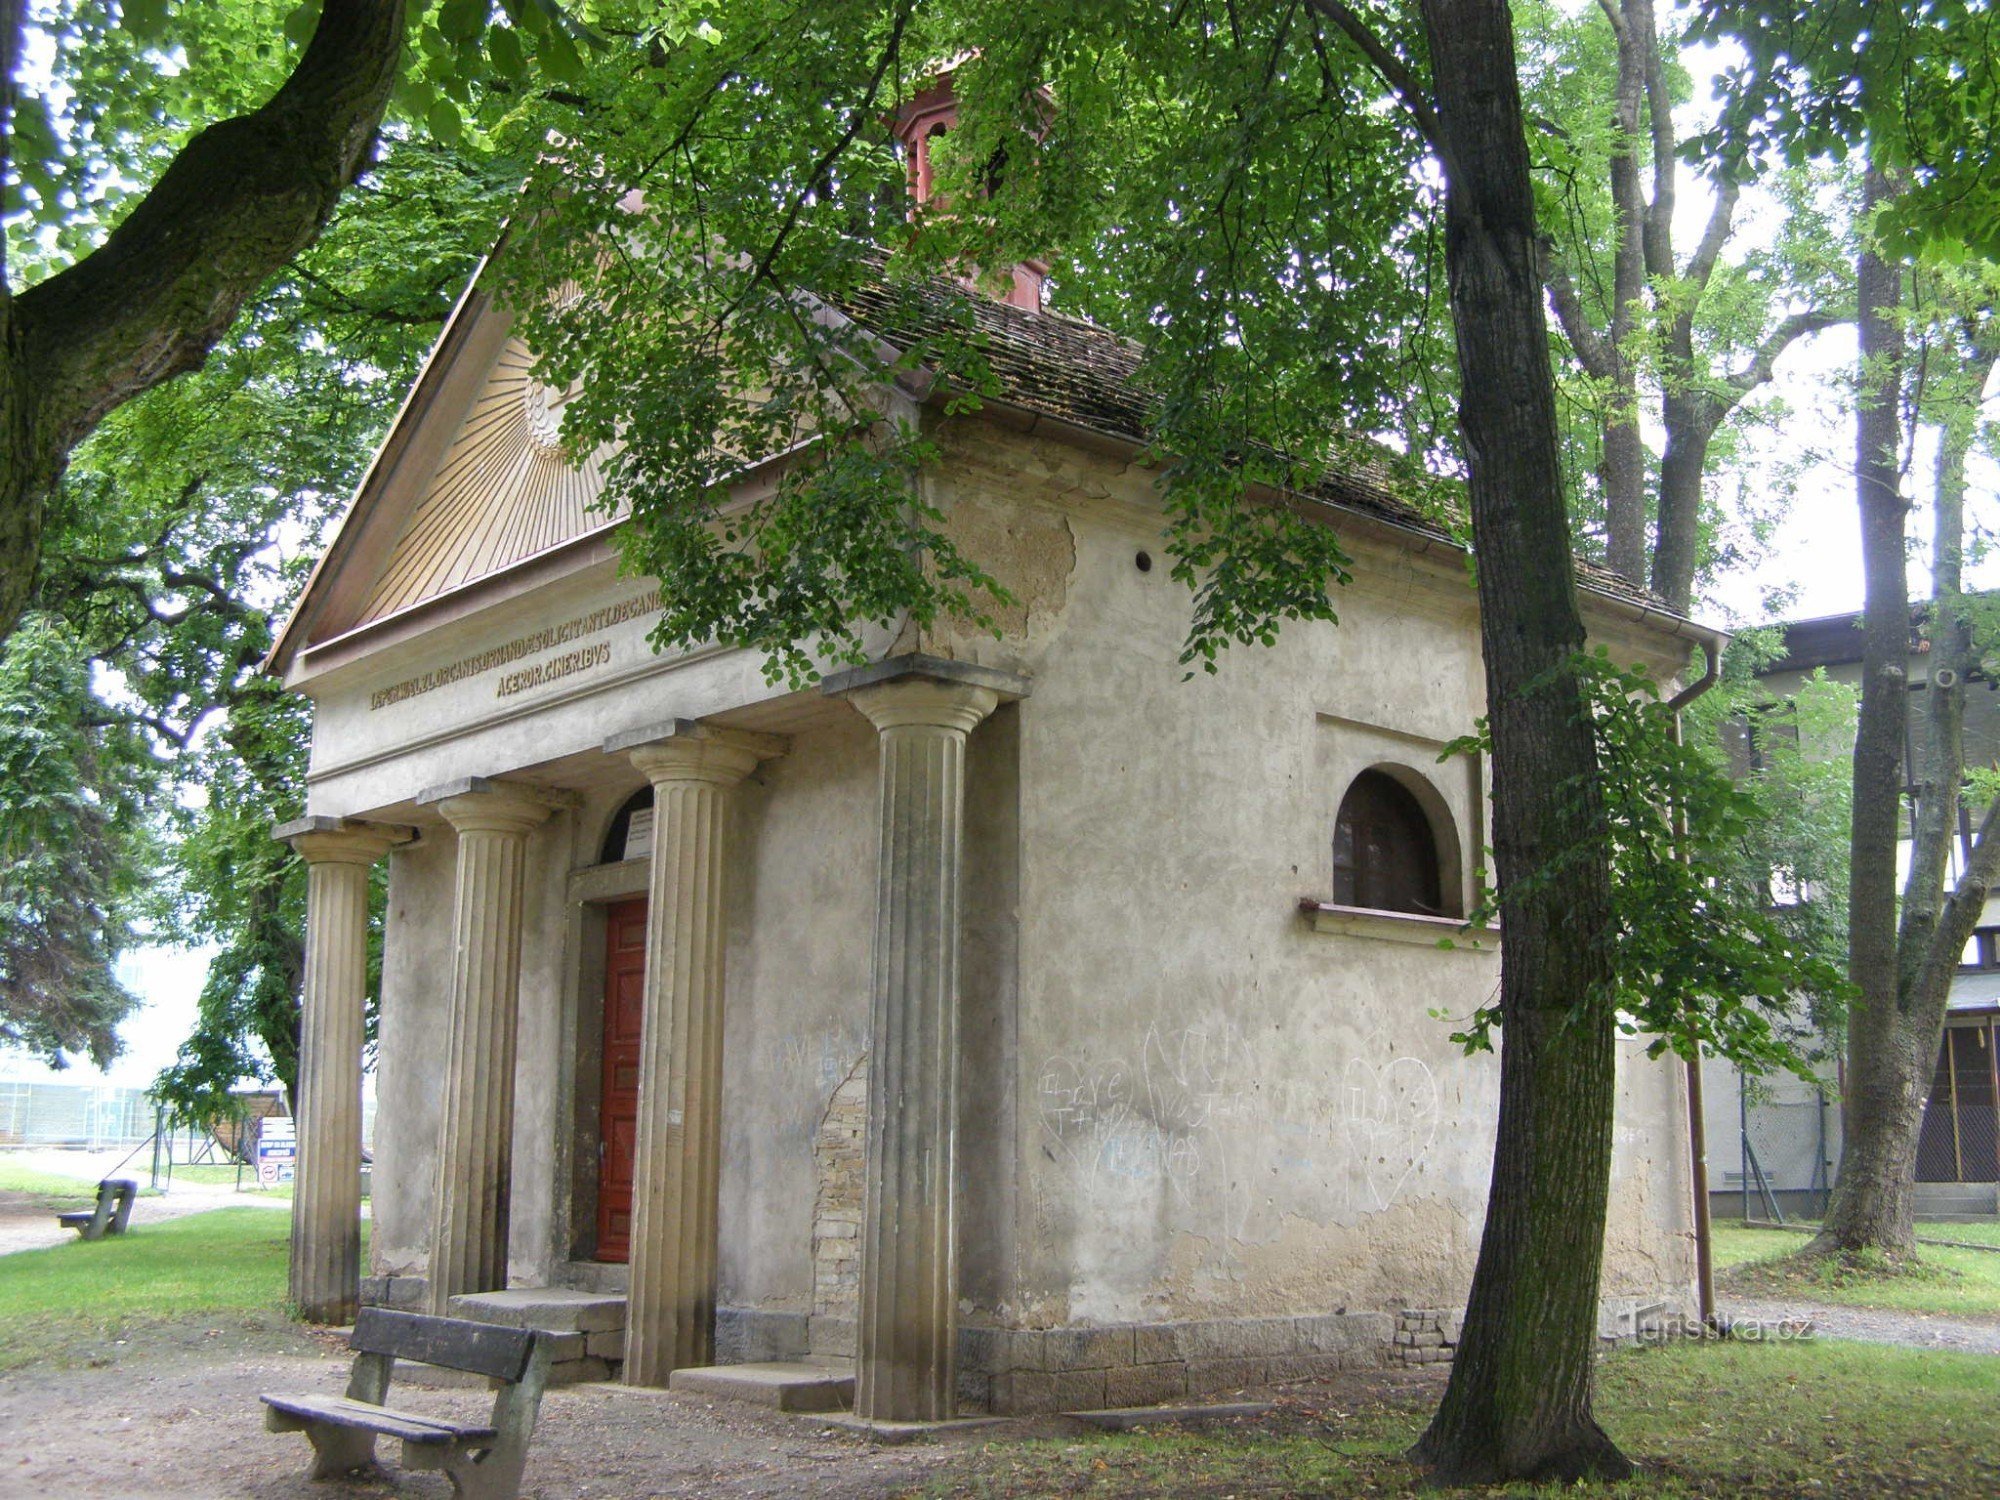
<box><xmin>351</xmin><ymin>1308</ymin><xmax>538</xmax><ymax>1383</ymax></box>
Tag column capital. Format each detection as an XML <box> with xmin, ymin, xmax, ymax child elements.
<box><xmin>417</xmin><ymin>778</ymin><xmax>565</xmax><ymax>836</ymax></box>
<box><xmin>606</xmin><ymin>719</ymin><xmax>789</xmax><ymax>787</ymax></box>
<box><xmin>845</xmin><ymin>677</ymin><xmax>1001</xmax><ymax>735</ymax></box>
<box><xmin>273</xmin><ymin>816</ymin><xmax>415</xmax><ymax>866</ymax></box>
<box><xmin>823</xmin><ymin>655</ymin><xmax>1027</xmax><ymax>738</ymax></box>
<box><xmin>820</xmin><ymin>653</ymin><xmax>1030</xmax><ymax>706</ymax></box>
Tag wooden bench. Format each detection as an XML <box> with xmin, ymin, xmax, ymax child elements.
<box><xmin>55</xmin><ymin>1178</ymin><xmax>137</xmax><ymax>1241</ymax></box>
<box><xmin>263</xmin><ymin>1308</ymin><xmax>556</xmax><ymax>1500</ymax></box>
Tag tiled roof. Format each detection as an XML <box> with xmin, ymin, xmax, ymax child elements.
<box><xmin>835</xmin><ymin>275</ymin><xmax>1668</xmax><ymax>614</ymax></box>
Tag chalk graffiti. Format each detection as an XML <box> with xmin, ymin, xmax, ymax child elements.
<box><xmin>1034</xmin><ymin>1021</ymin><xmax>1248</xmax><ymax>1209</ymax></box>
<box><xmin>1339</xmin><ymin>1053</ymin><xmax>1440</xmax><ymax>1212</ymax></box>
<box><xmin>1036</xmin><ymin>1024</ymin><xmax>1442</xmax><ymax>1225</ymax></box>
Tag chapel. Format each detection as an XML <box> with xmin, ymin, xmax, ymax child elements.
<box><xmin>266</xmin><ymin>78</ymin><xmax>1712</xmax><ymax>1421</ymax></box>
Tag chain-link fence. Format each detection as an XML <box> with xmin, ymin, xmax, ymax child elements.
<box><xmin>1916</xmin><ymin>1021</ymin><xmax>2000</xmax><ymax>1183</ymax></box>
<box><xmin>1709</xmin><ymin>1065</ymin><xmax>1839</xmax><ymax>1221</ymax></box>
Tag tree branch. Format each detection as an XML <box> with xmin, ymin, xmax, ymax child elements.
<box><xmin>1926</xmin><ymin>791</ymin><xmax>2000</xmax><ymax>981</ymax></box>
<box><xmin>14</xmin><ymin>0</ymin><xmax>407</xmax><ymax>458</ymax></box>
<box><xmin>1545</xmin><ymin>249</ymin><xmax>1617</xmax><ymax>379</ymax></box>
<box><xmin>1631</xmin><ymin>0</ymin><xmax>1676</xmax><ymax>278</ymax></box>
<box><xmin>1726</xmin><ymin>308</ymin><xmax>1845</xmax><ymax>396</ymax></box>
<box><xmin>1683</xmin><ymin>181</ymin><xmax>1739</xmax><ymax>295</ymax></box>
<box><xmin>1301</xmin><ymin>0</ymin><xmax>1441</xmax><ymax>149</ymax></box>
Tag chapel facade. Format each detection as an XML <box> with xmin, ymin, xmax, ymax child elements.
<box><xmin>267</xmin><ymin>92</ymin><xmax>1712</xmax><ymax>1422</ymax></box>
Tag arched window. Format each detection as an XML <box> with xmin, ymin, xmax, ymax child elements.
<box><xmin>598</xmin><ymin>787</ymin><xmax>655</xmax><ymax>866</ymax></box>
<box><xmin>1333</xmin><ymin>769</ymin><xmax>1450</xmax><ymax>917</ymax></box>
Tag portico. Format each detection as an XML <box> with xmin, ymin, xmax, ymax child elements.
<box><xmin>278</xmin><ymin>637</ymin><xmax>1029</xmax><ymax>1417</ymax></box>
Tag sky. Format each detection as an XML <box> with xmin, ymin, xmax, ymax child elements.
<box><xmin>0</xmin><ymin>945</ymin><xmax>211</xmax><ymax>1090</ymax></box>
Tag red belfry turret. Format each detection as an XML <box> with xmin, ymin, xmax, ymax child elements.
<box><xmin>891</xmin><ymin>70</ymin><xmax>1048</xmax><ymax>312</ymax></box>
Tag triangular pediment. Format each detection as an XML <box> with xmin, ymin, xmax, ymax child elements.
<box><xmin>356</xmin><ymin>336</ymin><xmax>621</xmax><ymax>625</ymax></box>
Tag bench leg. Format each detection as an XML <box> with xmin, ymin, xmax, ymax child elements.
<box><xmin>443</xmin><ymin>1449</ymin><xmax>528</xmax><ymax>1500</ymax></box>
<box><xmin>303</xmin><ymin>1424</ymin><xmax>379</xmax><ymax>1481</ymax></box>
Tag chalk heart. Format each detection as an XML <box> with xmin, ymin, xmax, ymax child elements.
<box><xmin>1341</xmin><ymin>1055</ymin><xmax>1440</xmax><ymax>1211</ymax></box>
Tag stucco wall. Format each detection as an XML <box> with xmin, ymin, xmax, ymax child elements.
<box><xmin>715</xmin><ymin>715</ymin><xmax>879</xmax><ymax>1319</ymax></box>
<box><xmin>918</xmin><ymin>417</ymin><xmax>1696</xmax><ymax>1331</ymax></box>
<box><xmin>372</xmin><ymin>831</ymin><xmax>455</xmax><ymax>1280</ymax></box>
<box><xmin>358</xmin><ymin>408</ymin><xmax>1694</xmax><ymax>1343</ymax></box>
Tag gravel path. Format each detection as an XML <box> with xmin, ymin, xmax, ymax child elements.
<box><xmin>1722</xmin><ymin>1295</ymin><xmax>2000</xmax><ymax>1354</ymax></box>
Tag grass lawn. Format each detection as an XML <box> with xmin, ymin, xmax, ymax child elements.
<box><xmin>160</xmin><ymin>1161</ymin><xmax>292</xmax><ymax>1198</ymax></box>
<box><xmin>0</xmin><ymin>1206</ymin><xmax>330</xmax><ymax>1372</ymax></box>
<box><xmin>0</xmin><ymin>1158</ymin><xmax>102</xmax><ymax>1205</ymax></box>
<box><xmin>0</xmin><ymin>1155</ymin><xmax>291</xmax><ymax>1200</ymax></box>
<box><xmin>932</xmin><ymin>1340</ymin><xmax>2000</xmax><ymax>1497</ymax></box>
<box><xmin>1715</xmin><ymin>1221</ymin><xmax>2000</xmax><ymax>1318</ymax></box>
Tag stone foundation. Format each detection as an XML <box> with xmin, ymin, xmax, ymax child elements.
<box><xmin>961</xmin><ymin>1311</ymin><xmax>1395</xmax><ymax>1415</ymax></box>
<box><xmin>359</xmin><ymin>1283</ymin><xmax>1407</xmax><ymax>1411</ymax></box>
<box><xmin>1392</xmin><ymin>1308</ymin><xmax>1461</xmax><ymax>1365</ymax></box>
<box><xmin>359</xmin><ymin>1275</ymin><xmax>428</xmax><ymax>1311</ymax></box>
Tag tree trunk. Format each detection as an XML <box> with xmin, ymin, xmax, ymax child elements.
<box><xmin>1650</xmin><ymin>392</ymin><xmax>1710</xmax><ymax>617</ymax></box>
<box><xmin>1598</xmin><ymin>0</ymin><xmax>1650</xmax><ymax>588</ymax></box>
<box><xmin>1814</xmin><ymin>270</ymin><xmax>2000</xmax><ymax>1254</ymax></box>
<box><xmin>0</xmin><ymin>0</ymin><xmax>407</xmax><ymax>643</ymax></box>
<box><xmin>1813</xmin><ymin>167</ymin><xmax>1916</xmax><ymax>1254</ymax></box>
<box><xmin>1408</xmin><ymin>0</ymin><xmax>1630</xmax><ymax>1482</ymax></box>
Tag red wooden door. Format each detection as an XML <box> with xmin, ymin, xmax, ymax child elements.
<box><xmin>596</xmin><ymin>898</ymin><xmax>647</xmax><ymax>1261</ymax></box>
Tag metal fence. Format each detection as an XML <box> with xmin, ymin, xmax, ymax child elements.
<box><xmin>1713</xmin><ymin>1067</ymin><xmax>1840</xmax><ymax>1221</ymax></box>
<box><xmin>0</xmin><ymin>1080</ymin><xmax>157</xmax><ymax>1149</ymax></box>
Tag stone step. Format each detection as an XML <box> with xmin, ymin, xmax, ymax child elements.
<box><xmin>447</xmin><ymin>1288</ymin><xmax>628</xmax><ymax>1335</ymax></box>
<box><xmin>667</xmin><ymin>1361</ymin><xmax>855</xmax><ymax>1413</ymax></box>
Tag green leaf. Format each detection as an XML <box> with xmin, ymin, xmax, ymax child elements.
<box><xmin>488</xmin><ymin>23</ymin><xmax>526</xmax><ymax>81</ymax></box>
<box><xmin>437</xmin><ymin>0</ymin><xmax>489</xmax><ymax>45</ymax></box>
<box><xmin>426</xmin><ymin>96</ymin><xmax>465</xmax><ymax>147</ymax></box>
<box><xmin>120</xmin><ymin>0</ymin><xmax>173</xmax><ymax>39</ymax></box>
<box><xmin>539</xmin><ymin>23</ymin><xmax>584</xmax><ymax>83</ymax></box>
<box><xmin>281</xmin><ymin>2</ymin><xmax>321</xmax><ymax>49</ymax></box>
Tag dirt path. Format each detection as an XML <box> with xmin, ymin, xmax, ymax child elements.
<box><xmin>0</xmin><ymin>1310</ymin><xmax>1460</xmax><ymax>1500</ymax></box>
<box><xmin>0</xmin><ymin>1320</ymin><xmax>1021</xmax><ymax>1500</ymax></box>
<box><xmin>1721</xmin><ymin>1295</ymin><xmax>2000</xmax><ymax>1355</ymax></box>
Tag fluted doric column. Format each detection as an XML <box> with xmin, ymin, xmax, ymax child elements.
<box><xmin>604</xmin><ymin>720</ymin><xmax>786</xmax><ymax>1386</ymax></box>
<box><xmin>274</xmin><ymin>816</ymin><xmax>412</xmax><ymax>1324</ymax></box>
<box><xmin>419</xmin><ymin>779</ymin><xmax>558</xmax><ymax>1314</ymax></box>
<box><xmin>824</xmin><ymin>657</ymin><xmax>1023</xmax><ymax>1422</ymax></box>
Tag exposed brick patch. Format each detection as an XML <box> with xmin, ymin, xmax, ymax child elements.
<box><xmin>1393</xmin><ymin>1307</ymin><xmax>1463</xmax><ymax>1366</ymax></box>
<box><xmin>810</xmin><ymin>1055</ymin><xmax>868</xmax><ymax>1357</ymax></box>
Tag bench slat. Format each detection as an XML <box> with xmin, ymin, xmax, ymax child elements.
<box><xmin>261</xmin><ymin>1392</ymin><xmax>496</xmax><ymax>1446</ymax></box>
<box><xmin>351</xmin><ymin>1307</ymin><xmax>536</xmax><ymax>1382</ymax></box>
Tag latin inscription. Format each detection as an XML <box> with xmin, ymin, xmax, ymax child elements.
<box><xmin>368</xmin><ymin>590</ymin><xmax>658</xmax><ymax>710</ymax></box>
<box><xmin>496</xmin><ymin>642</ymin><xmax>611</xmax><ymax>697</ymax></box>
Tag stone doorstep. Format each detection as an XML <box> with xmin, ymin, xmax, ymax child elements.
<box><xmin>447</xmin><ymin>1287</ymin><xmax>628</xmax><ymax>1334</ymax></box>
<box><xmin>668</xmin><ymin>1361</ymin><xmax>856</xmax><ymax>1413</ymax></box>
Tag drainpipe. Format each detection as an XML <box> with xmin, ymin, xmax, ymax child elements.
<box><xmin>1668</xmin><ymin>635</ymin><xmax>1724</xmax><ymax>1329</ymax></box>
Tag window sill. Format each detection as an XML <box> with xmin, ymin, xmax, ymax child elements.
<box><xmin>1297</xmin><ymin>899</ymin><xmax>1500</xmax><ymax>950</ymax></box>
